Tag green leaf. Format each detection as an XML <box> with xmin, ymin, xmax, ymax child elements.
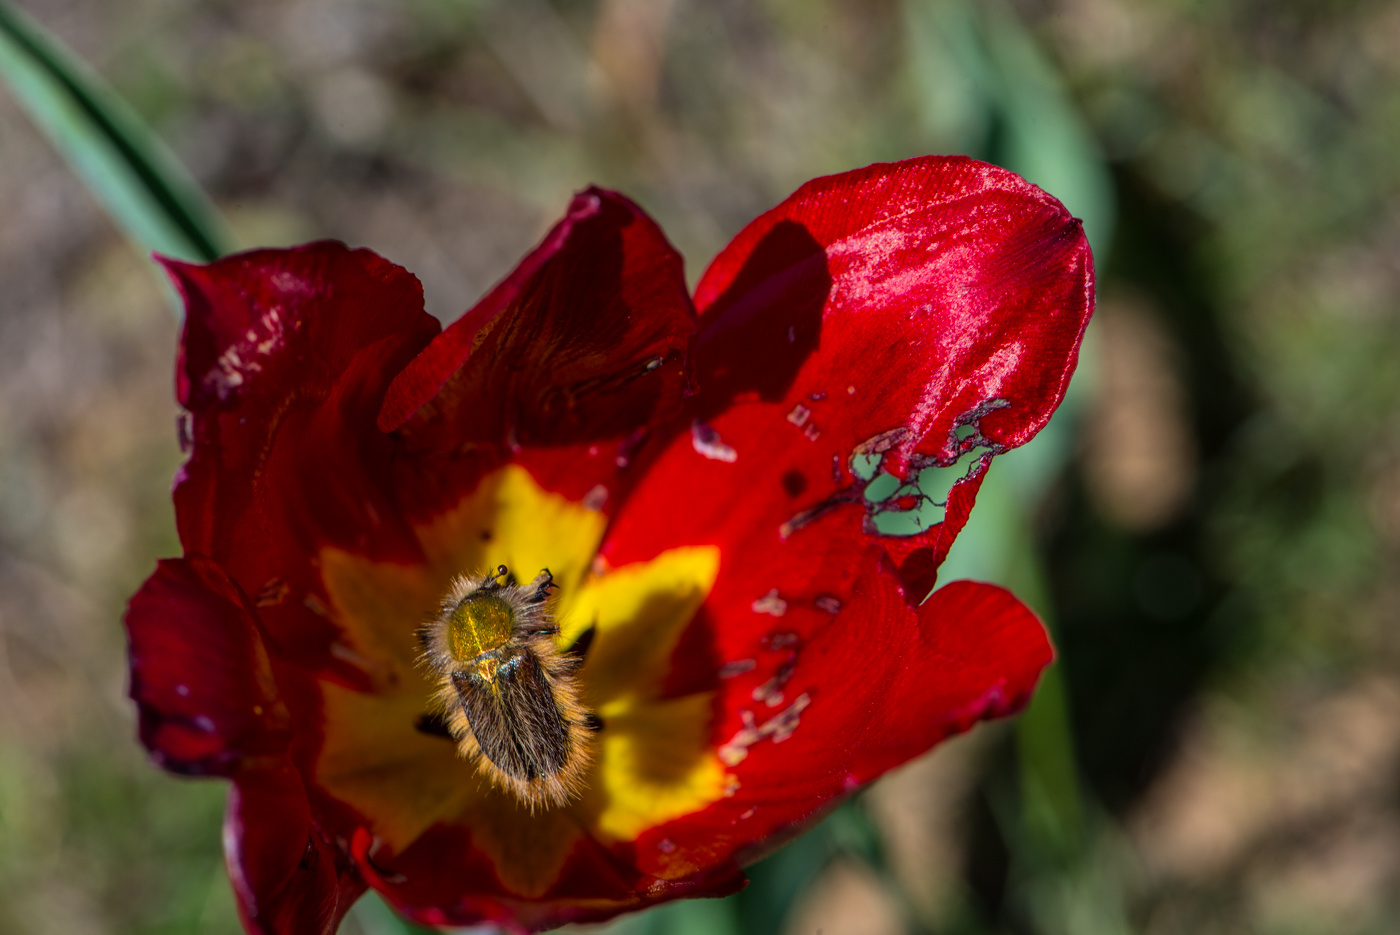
<box><xmin>976</xmin><ymin>1</ymin><xmax>1115</xmax><ymax>258</ymax></box>
<box><xmin>345</xmin><ymin>892</ymin><xmax>441</xmax><ymax>935</ymax></box>
<box><xmin>902</xmin><ymin>0</ymin><xmax>1115</xmax><ymax>256</ymax></box>
<box><xmin>0</xmin><ymin>0</ymin><xmax>233</xmax><ymax>263</ymax></box>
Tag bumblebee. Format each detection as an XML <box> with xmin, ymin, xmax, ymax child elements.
<box><xmin>418</xmin><ymin>565</ymin><xmax>595</xmax><ymax>809</ymax></box>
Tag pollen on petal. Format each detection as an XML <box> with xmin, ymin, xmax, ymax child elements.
<box><xmin>750</xmin><ymin>589</ymin><xmax>788</xmax><ymax>617</ymax></box>
<box><xmin>717</xmin><ymin>693</ymin><xmax>812</xmax><ymax>766</ymax></box>
<box><xmin>691</xmin><ymin>420</ymin><xmax>738</xmax><ymax>463</ymax></box>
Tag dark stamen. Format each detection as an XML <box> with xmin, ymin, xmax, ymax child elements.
<box><xmin>414</xmin><ymin>711</ymin><xmax>455</xmax><ymax>740</ymax></box>
<box><xmin>566</xmin><ymin>624</ymin><xmax>596</xmax><ymax>662</ymax></box>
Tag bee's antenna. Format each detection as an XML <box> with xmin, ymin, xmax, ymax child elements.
<box><xmin>482</xmin><ymin>564</ymin><xmax>509</xmax><ymax>590</ymax></box>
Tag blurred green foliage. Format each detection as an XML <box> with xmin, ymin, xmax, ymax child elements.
<box><xmin>0</xmin><ymin>0</ymin><xmax>232</xmax><ymax>263</ymax></box>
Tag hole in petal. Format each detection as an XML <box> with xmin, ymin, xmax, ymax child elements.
<box><xmin>850</xmin><ymin>453</ymin><xmax>882</xmax><ymax>482</ymax></box>
<box><xmin>862</xmin><ymin>472</ymin><xmax>902</xmax><ymax>503</ymax></box>
<box><xmin>867</xmin><ymin>450</ymin><xmax>985</xmax><ymax>537</ymax></box>
<box><xmin>836</xmin><ymin>401</ymin><xmax>1010</xmax><ymax>538</ymax></box>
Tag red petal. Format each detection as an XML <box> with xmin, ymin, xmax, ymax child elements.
<box><xmin>227</xmin><ymin>762</ymin><xmax>363</xmax><ymax>935</ymax></box>
<box><xmin>590</xmin><ymin>156</ymin><xmax>1082</xmax><ymax>878</ymax></box>
<box><xmin>124</xmin><ymin>556</ymin><xmax>291</xmax><ymax>775</ymax></box>
<box><xmin>355</xmin><ymin>822</ymin><xmax>744</xmax><ymax>932</ymax></box>
<box><xmin>603</xmin><ymin>155</ymin><xmax>1090</xmax><ymax>684</ymax></box>
<box><xmin>639</xmin><ymin>562</ymin><xmax>1052</xmax><ymax>875</ymax></box>
<box><xmin>165</xmin><ymin>242</ymin><xmax>439</xmax><ymax>673</ymax></box>
<box><xmin>692</xmin><ymin>156</ymin><xmax>1093</xmax><ymax>465</ymax></box>
<box><xmin>381</xmin><ymin>187</ymin><xmax>697</xmax><ymax>508</ymax></box>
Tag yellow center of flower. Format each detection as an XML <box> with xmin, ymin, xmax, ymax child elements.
<box><xmin>311</xmin><ymin>465</ymin><xmax>730</xmax><ymax>895</ymax></box>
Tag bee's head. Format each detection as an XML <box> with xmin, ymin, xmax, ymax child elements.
<box><xmin>434</xmin><ymin>565</ymin><xmax>557</xmax><ymax>666</ymax></box>
<box><xmin>444</xmin><ymin>586</ymin><xmax>516</xmax><ymax>662</ymax></box>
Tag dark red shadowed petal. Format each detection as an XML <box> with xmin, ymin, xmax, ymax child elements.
<box><xmin>164</xmin><ymin>242</ymin><xmax>439</xmax><ymax>674</ymax></box>
<box><xmin>381</xmin><ymin>187</ymin><xmax>697</xmax><ymax>507</ymax></box>
<box><xmin>227</xmin><ymin>762</ymin><xmax>363</xmax><ymax>935</ymax></box>
<box><xmin>353</xmin><ymin>822</ymin><xmax>745</xmax><ymax>933</ymax></box>
<box><xmin>381</xmin><ymin>186</ymin><xmax>694</xmax><ymax>442</ymax></box>
<box><xmin>126</xmin><ymin>559</ymin><xmax>362</xmax><ymax>931</ymax></box>
<box><xmin>637</xmin><ymin>561</ymin><xmax>1052</xmax><ymax>878</ymax></box>
<box><xmin>125</xmin><ymin>556</ymin><xmax>291</xmax><ymax>775</ymax></box>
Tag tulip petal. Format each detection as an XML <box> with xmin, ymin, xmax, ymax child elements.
<box><xmin>125</xmin><ymin>556</ymin><xmax>291</xmax><ymax>775</ymax></box>
<box><xmin>635</xmin><ymin>560</ymin><xmax>1052</xmax><ymax>877</ymax></box>
<box><xmin>692</xmin><ymin>155</ymin><xmax>1093</xmax><ymax>462</ymax></box>
<box><xmin>226</xmin><ymin>762</ymin><xmax>362</xmax><ymax>935</ymax></box>
<box><xmin>588</xmin><ymin>156</ymin><xmax>1086</xmax><ymax>879</ymax></box>
<box><xmin>363</xmin><ymin>818</ymin><xmax>744</xmax><ymax>932</ymax></box>
<box><xmin>382</xmin><ymin>187</ymin><xmax>697</xmax><ymax>507</ymax></box>
<box><xmin>603</xmin><ymin>155</ymin><xmax>1090</xmax><ymax>688</ymax></box>
<box><xmin>164</xmin><ymin>242</ymin><xmax>440</xmax><ymax>673</ymax></box>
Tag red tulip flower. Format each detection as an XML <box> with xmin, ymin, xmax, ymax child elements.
<box><xmin>124</xmin><ymin>156</ymin><xmax>1093</xmax><ymax>934</ymax></box>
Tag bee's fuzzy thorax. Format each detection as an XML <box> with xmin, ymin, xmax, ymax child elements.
<box><xmin>418</xmin><ymin>566</ymin><xmax>594</xmax><ymax>810</ymax></box>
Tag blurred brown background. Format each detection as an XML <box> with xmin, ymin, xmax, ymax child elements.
<box><xmin>3</xmin><ymin>1</ymin><xmax>1400</xmax><ymax>933</ymax></box>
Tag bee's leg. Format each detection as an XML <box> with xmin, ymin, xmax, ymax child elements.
<box><xmin>414</xmin><ymin>711</ymin><xmax>455</xmax><ymax>740</ymax></box>
<box><xmin>525</xmin><ymin>568</ymin><xmax>555</xmax><ymax>604</ymax></box>
<box><xmin>565</xmin><ymin>624</ymin><xmax>596</xmax><ymax>662</ymax></box>
<box><xmin>585</xmin><ymin>713</ymin><xmax>605</xmax><ymax>733</ymax></box>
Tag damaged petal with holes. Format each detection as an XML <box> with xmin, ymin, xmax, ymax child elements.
<box><xmin>123</xmin><ymin>156</ymin><xmax>1093</xmax><ymax>934</ymax></box>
